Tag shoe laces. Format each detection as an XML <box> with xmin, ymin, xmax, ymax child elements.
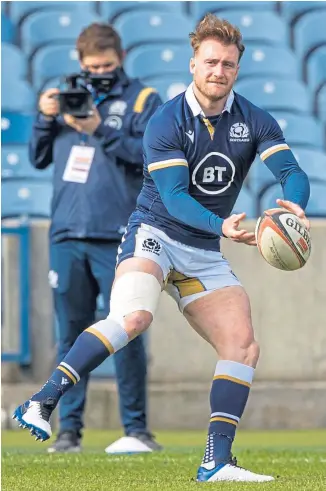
<box><xmin>39</xmin><ymin>398</ymin><xmax>56</xmax><ymax>422</ymax></box>
<box><xmin>229</xmin><ymin>454</ymin><xmax>247</xmax><ymax>471</ymax></box>
<box><xmin>230</xmin><ymin>455</ymin><xmax>238</xmax><ymax>466</ymax></box>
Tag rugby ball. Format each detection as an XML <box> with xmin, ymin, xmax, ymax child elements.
<box><xmin>255</xmin><ymin>208</ymin><xmax>311</xmax><ymax>271</ymax></box>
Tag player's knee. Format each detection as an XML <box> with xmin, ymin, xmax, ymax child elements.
<box><xmin>124</xmin><ymin>311</ymin><xmax>153</xmax><ymax>339</ymax></box>
<box><xmin>109</xmin><ymin>270</ymin><xmax>161</xmax><ymax>339</ymax></box>
<box><xmin>215</xmin><ymin>333</ymin><xmax>260</xmax><ymax>367</ymax></box>
<box><xmin>244</xmin><ymin>340</ymin><xmax>260</xmax><ymax>367</ymax></box>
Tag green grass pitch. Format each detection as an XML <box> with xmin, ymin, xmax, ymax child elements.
<box><xmin>2</xmin><ymin>429</ymin><xmax>326</xmax><ymax>490</ymax></box>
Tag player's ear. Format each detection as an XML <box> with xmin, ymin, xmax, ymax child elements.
<box><xmin>190</xmin><ymin>57</ymin><xmax>195</xmax><ymax>75</ymax></box>
<box><xmin>234</xmin><ymin>64</ymin><xmax>240</xmax><ymax>81</ymax></box>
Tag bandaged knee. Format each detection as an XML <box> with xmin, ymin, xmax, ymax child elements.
<box><xmin>86</xmin><ymin>272</ymin><xmax>161</xmax><ymax>354</ymax></box>
<box><xmin>110</xmin><ymin>272</ymin><xmax>161</xmax><ymax>324</ymax></box>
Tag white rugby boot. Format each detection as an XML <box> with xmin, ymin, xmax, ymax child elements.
<box><xmin>196</xmin><ymin>455</ymin><xmax>274</xmax><ymax>482</ymax></box>
<box><xmin>12</xmin><ymin>398</ymin><xmax>54</xmax><ymax>442</ymax></box>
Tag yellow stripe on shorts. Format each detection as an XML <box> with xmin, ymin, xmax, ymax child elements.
<box><xmin>168</xmin><ymin>270</ymin><xmax>206</xmax><ymax>298</ymax></box>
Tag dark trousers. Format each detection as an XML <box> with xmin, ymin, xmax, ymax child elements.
<box><xmin>50</xmin><ymin>239</ymin><xmax>147</xmax><ymax>436</ymax></box>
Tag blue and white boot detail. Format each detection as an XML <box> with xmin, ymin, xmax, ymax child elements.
<box><xmin>12</xmin><ymin>399</ymin><xmax>54</xmax><ymax>442</ymax></box>
<box><xmin>197</xmin><ymin>456</ymin><xmax>274</xmax><ymax>482</ymax></box>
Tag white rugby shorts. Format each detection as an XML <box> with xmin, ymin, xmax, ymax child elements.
<box><xmin>117</xmin><ymin>222</ymin><xmax>241</xmax><ymax>312</ymax></box>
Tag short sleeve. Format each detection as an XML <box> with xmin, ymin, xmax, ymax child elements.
<box><xmin>255</xmin><ymin>111</ymin><xmax>290</xmax><ymax>161</ymax></box>
<box><xmin>143</xmin><ymin>108</ymin><xmax>188</xmax><ymax>173</ymax></box>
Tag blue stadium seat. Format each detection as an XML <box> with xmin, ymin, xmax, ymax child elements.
<box><xmin>1</xmin><ymin>180</ymin><xmax>53</xmax><ymax>218</ymax></box>
<box><xmin>280</xmin><ymin>1</ymin><xmax>326</xmax><ymax>24</ymax></box>
<box><xmin>316</xmin><ymin>85</ymin><xmax>326</xmax><ymax>123</ymax></box>
<box><xmin>10</xmin><ymin>1</ymin><xmax>94</xmax><ymax>24</ymax></box>
<box><xmin>1</xmin><ymin>79</ymin><xmax>36</xmax><ymax>111</ymax></box>
<box><xmin>21</xmin><ymin>11</ymin><xmax>101</xmax><ymax>55</ymax></box>
<box><xmin>212</xmin><ymin>11</ymin><xmax>287</xmax><ymax>47</ymax></box>
<box><xmin>145</xmin><ymin>75</ymin><xmax>192</xmax><ymax>102</ymax></box>
<box><xmin>114</xmin><ymin>12</ymin><xmax>192</xmax><ymax>51</ymax></box>
<box><xmin>31</xmin><ymin>45</ymin><xmax>80</xmax><ymax>90</ymax></box>
<box><xmin>231</xmin><ymin>187</ymin><xmax>256</xmax><ymax>218</ymax></box>
<box><xmin>294</xmin><ymin>11</ymin><xmax>326</xmax><ymax>61</ymax></box>
<box><xmin>1</xmin><ymin>13</ymin><xmax>15</xmax><ymax>43</ymax></box>
<box><xmin>257</xmin><ymin>182</ymin><xmax>281</xmax><ymax>214</ymax></box>
<box><xmin>306</xmin><ymin>46</ymin><xmax>326</xmax><ymax>94</ymax></box>
<box><xmin>249</xmin><ymin>147</ymin><xmax>326</xmax><ymax>195</ymax></box>
<box><xmin>239</xmin><ymin>120</ymin><xmax>324</xmax><ymax>196</ymax></box>
<box><xmin>239</xmin><ymin>45</ymin><xmax>299</xmax><ymax>80</ymax></box>
<box><xmin>192</xmin><ymin>1</ymin><xmax>277</xmax><ymax>21</ymax></box>
<box><xmin>248</xmin><ymin>156</ymin><xmax>275</xmax><ymax>195</ymax></box>
<box><xmin>1</xmin><ymin>43</ymin><xmax>27</xmax><ymax>80</ymax></box>
<box><xmin>124</xmin><ymin>44</ymin><xmax>192</xmax><ymax>79</ymax></box>
<box><xmin>259</xmin><ymin>181</ymin><xmax>326</xmax><ymax>217</ymax></box>
<box><xmin>1</xmin><ymin>112</ymin><xmax>34</xmax><ymax>144</ymax></box>
<box><xmin>235</xmin><ymin>79</ymin><xmax>311</xmax><ymax>115</ymax></box>
<box><xmin>41</xmin><ymin>77</ymin><xmax>61</xmax><ymax>92</ymax></box>
<box><xmin>2</xmin><ymin>146</ymin><xmax>30</xmax><ymax>178</ymax></box>
<box><xmin>100</xmin><ymin>1</ymin><xmax>183</xmax><ymax>21</ymax></box>
<box><xmin>1</xmin><ymin>146</ymin><xmax>53</xmax><ymax>180</ymax></box>
<box><xmin>270</xmin><ymin>112</ymin><xmax>324</xmax><ymax>149</ymax></box>
<box><xmin>291</xmin><ymin>148</ymin><xmax>326</xmax><ymax>181</ymax></box>
<box><xmin>305</xmin><ymin>181</ymin><xmax>326</xmax><ymax>217</ymax></box>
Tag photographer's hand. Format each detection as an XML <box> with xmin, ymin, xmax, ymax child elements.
<box><xmin>39</xmin><ymin>88</ymin><xmax>60</xmax><ymax>117</ymax></box>
<box><xmin>64</xmin><ymin>107</ymin><xmax>101</xmax><ymax>136</ymax></box>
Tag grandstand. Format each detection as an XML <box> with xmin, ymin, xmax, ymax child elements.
<box><xmin>1</xmin><ymin>1</ymin><xmax>326</xmax><ymax>220</ymax></box>
<box><xmin>1</xmin><ymin>2</ymin><xmax>326</xmax><ymax>373</ymax></box>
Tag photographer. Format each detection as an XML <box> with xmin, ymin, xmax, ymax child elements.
<box><xmin>29</xmin><ymin>23</ymin><xmax>162</xmax><ymax>454</ymax></box>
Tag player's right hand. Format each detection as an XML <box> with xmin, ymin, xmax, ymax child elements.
<box><xmin>39</xmin><ymin>88</ymin><xmax>60</xmax><ymax>117</ymax></box>
<box><xmin>222</xmin><ymin>212</ymin><xmax>257</xmax><ymax>246</ymax></box>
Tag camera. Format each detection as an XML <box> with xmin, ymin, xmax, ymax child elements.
<box><xmin>58</xmin><ymin>70</ymin><xmax>120</xmax><ymax>118</ymax></box>
<box><xmin>58</xmin><ymin>73</ymin><xmax>93</xmax><ymax>119</ymax></box>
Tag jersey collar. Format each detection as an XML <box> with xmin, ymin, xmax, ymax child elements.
<box><xmin>185</xmin><ymin>82</ymin><xmax>234</xmax><ymax>117</ymax></box>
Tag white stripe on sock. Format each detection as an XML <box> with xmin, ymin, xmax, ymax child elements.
<box><xmin>60</xmin><ymin>362</ymin><xmax>80</xmax><ymax>382</ymax></box>
<box><xmin>211</xmin><ymin>412</ymin><xmax>240</xmax><ymax>422</ymax></box>
<box><xmin>214</xmin><ymin>360</ymin><xmax>254</xmax><ymax>385</ymax></box>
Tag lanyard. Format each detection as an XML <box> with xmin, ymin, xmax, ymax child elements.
<box><xmin>80</xmin><ymin>133</ymin><xmax>88</xmax><ymax>145</ymax></box>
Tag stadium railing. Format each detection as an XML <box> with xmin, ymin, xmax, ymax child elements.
<box><xmin>1</xmin><ymin>223</ymin><xmax>31</xmax><ymax>364</ymax></box>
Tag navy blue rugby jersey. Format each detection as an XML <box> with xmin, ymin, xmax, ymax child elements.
<box><xmin>134</xmin><ymin>83</ymin><xmax>309</xmax><ymax>251</ymax></box>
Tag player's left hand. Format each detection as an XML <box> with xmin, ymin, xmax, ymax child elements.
<box><xmin>276</xmin><ymin>199</ymin><xmax>310</xmax><ymax>231</ymax></box>
<box><xmin>63</xmin><ymin>106</ymin><xmax>101</xmax><ymax>135</ymax></box>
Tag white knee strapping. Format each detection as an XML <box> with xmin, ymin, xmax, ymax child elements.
<box><xmin>109</xmin><ymin>272</ymin><xmax>161</xmax><ymax>324</ymax></box>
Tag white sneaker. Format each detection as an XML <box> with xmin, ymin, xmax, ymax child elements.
<box><xmin>12</xmin><ymin>399</ymin><xmax>53</xmax><ymax>442</ymax></box>
<box><xmin>105</xmin><ymin>432</ymin><xmax>162</xmax><ymax>454</ymax></box>
<box><xmin>197</xmin><ymin>456</ymin><xmax>274</xmax><ymax>482</ymax></box>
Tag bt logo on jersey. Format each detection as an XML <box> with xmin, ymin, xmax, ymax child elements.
<box><xmin>192</xmin><ymin>152</ymin><xmax>235</xmax><ymax>195</ymax></box>
<box><xmin>203</xmin><ymin>166</ymin><xmax>226</xmax><ymax>183</ymax></box>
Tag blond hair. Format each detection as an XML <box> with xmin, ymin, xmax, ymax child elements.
<box><xmin>189</xmin><ymin>13</ymin><xmax>245</xmax><ymax>61</ymax></box>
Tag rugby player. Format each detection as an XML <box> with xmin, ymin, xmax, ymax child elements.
<box><xmin>13</xmin><ymin>14</ymin><xmax>310</xmax><ymax>482</ymax></box>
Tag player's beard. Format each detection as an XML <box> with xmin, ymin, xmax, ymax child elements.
<box><xmin>194</xmin><ymin>78</ymin><xmax>231</xmax><ymax>103</ymax></box>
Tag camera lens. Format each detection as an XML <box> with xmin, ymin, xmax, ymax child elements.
<box><xmin>67</xmin><ymin>95</ymin><xmax>83</xmax><ymax>109</ymax></box>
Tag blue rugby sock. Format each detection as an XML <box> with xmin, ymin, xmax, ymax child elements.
<box><xmin>201</xmin><ymin>360</ymin><xmax>254</xmax><ymax>467</ymax></box>
<box><xmin>31</xmin><ymin>324</ymin><xmax>120</xmax><ymax>406</ymax></box>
